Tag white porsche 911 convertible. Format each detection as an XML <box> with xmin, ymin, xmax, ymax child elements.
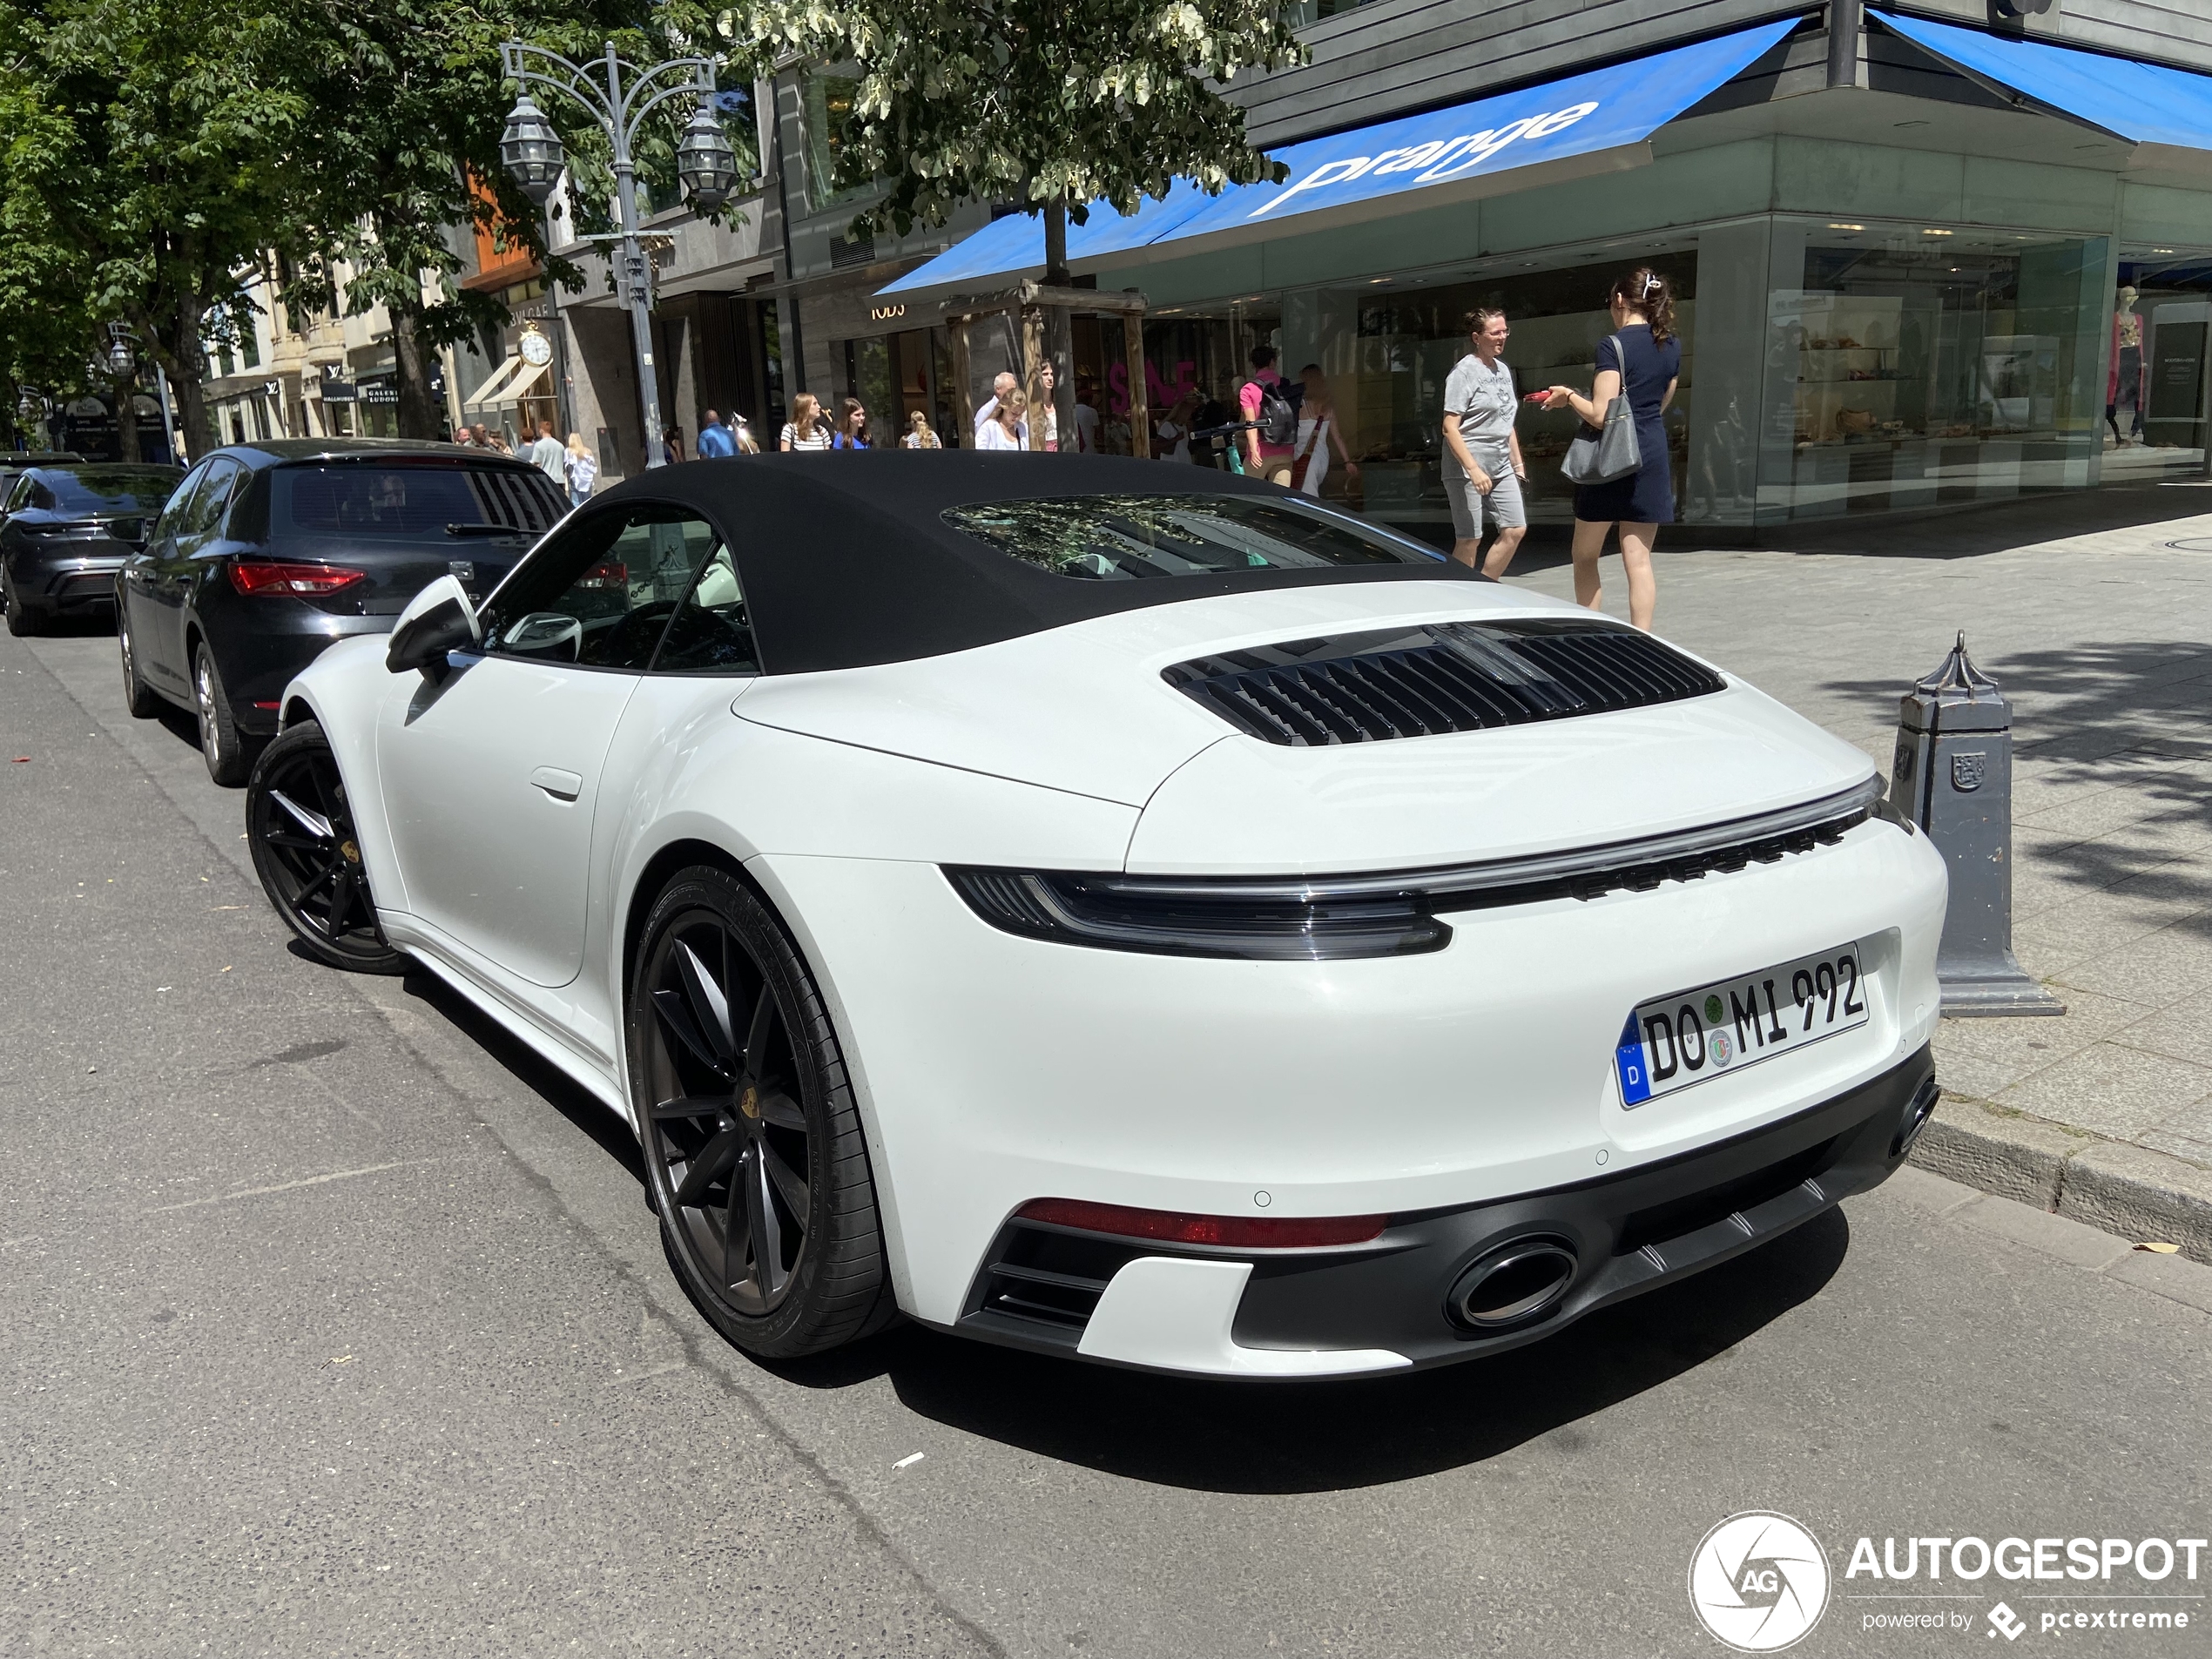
<box><xmin>246</xmin><ymin>453</ymin><xmax>1946</xmax><ymax>1378</ymax></box>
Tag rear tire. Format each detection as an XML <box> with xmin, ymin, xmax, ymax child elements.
<box><xmin>246</xmin><ymin>720</ymin><xmax>408</xmax><ymax>974</ymax></box>
<box><xmin>193</xmin><ymin>642</ymin><xmax>251</xmax><ymax>786</ymax></box>
<box><xmin>117</xmin><ymin>603</ymin><xmax>158</xmax><ymax>717</ymax></box>
<box><xmin>3</xmin><ymin>573</ymin><xmax>41</xmax><ymax>637</ymax></box>
<box><xmin>629</xmin><ymin>865</ymin><xmax>896</xmax><ymax>1359</ymax></box>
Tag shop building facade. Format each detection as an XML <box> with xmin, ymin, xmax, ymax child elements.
<box><xmin>870</xmin><ymin>2</ymin><xmax>2212</xmax><ymax>532</ymax></box>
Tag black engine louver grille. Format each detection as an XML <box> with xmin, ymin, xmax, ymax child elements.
<box><xmin>1164</xmin><ymin>618</ymin><xmax>1727</xmax><ymax>745</ymax></box>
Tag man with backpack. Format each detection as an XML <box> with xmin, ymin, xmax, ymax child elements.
<box><xmin>1238</xmin><ymin>346</ymin><xmax>1299</xmax><ymax>485</ymax></box>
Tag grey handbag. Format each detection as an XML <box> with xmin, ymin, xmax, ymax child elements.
<box><xmin>1561</xmin><ymin>334</ymin><xmax>1642</xmax><ymax>485</ymax></box>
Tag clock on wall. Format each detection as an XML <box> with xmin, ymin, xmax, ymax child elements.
<box><xmin>518</xmin><ymin>327</ymin><xmax>554</xmax><ymax>368</ymax></box>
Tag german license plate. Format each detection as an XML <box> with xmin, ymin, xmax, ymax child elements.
<box><xmin>1615</xmin><ymin>942</ymin><xmax>1868</xmax><ymax>1107</ymax></box>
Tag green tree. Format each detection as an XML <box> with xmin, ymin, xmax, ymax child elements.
<box><xmin>0</xmin><ymin>192</ymin><xmax>100</xmax><ymax>450</ymax></box>
<box><xmin>727</xmin><ymin>0</ymin><xmax>1304</xmax><ymax>441</ymax></box>
<box><xmin>276</xmin><ymin>0</ymin><xmax>754</xmax><ymax>441</ymax></box>
<box><xmin>0</xmin><ymin>0</ymin><xmax>309</xmax><ymax>456</ymax></box>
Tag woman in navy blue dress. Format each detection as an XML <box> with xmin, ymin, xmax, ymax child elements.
<box><xmin>1542</xmin><ymin>268</ymin><xmax>1681</xmax><ymax>631</ymax></box>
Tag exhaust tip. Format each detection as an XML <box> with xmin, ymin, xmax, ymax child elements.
<box><xmin>1447</xmin><ymin>1236</ymin><xmax>1579</xmax><ymax>1332</ymax></box>
<box><xmin>1892</xmin><ymin>1076</ymin><xmax>1941</xmax><ymax>1157</ymax></box>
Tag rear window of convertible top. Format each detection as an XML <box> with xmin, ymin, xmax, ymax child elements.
<box><xmin>941</xmin><ymin>493</ymin><xmax>1444</xmax><ymax>580</ymax></box>
<box><xmin>274</xmin><ymin>462</ymin><xmax>565</xmax><ymax>541</ymax></box>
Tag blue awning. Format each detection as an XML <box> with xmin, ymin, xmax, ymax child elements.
<box><xmin>879</xmin><ymin>18</ymin><xmax>1799</xmax><ymax>299</ymax></box>
<box><xmin>1872</xmin><ymin>11</ymin><xmax>2212</xmax><ymax>164</ymax></box>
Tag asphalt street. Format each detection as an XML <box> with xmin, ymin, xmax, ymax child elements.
<box><xmin>4</xmin><ymin>618</ymin><xmax>2209</xmax><ymax>1659</ymax></box>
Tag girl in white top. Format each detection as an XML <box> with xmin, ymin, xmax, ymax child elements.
<box><xmin>974</xmin><ymin>391</ymin><xmax>1027</xmax><ymax>452</ymax></box>
<box><xmin>779</xmin><ymin>393</ymin><xmax>832</xmax><ymax>452</ymax></box>
<box><xmin>562</xmin><ymin>433</ymin><xmax>597</xmax><ymax>508</ymax></box>
<box><xmin>1154</xmin><ymin>389</ymin><xmax>1199</xmax><ymax>462</ymax></box>
<box><xmin>1293</xmin><ymin>365</ymin><xmax>1358</xmax><ymax>498</ymax></box>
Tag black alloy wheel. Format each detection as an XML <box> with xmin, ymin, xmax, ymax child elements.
<box><xmin>246</xmin><ymin>721</ymin><xmax>408</xmax><ymax>974</ymax></box>
<box><xmin>193</xmin><ymin>642</ymin><xmax>250</xmax><ymax>786</ymax></box>
<box><xmin>3</xmin><ymin>570</ymin><xmax>39</xmax><ymax>637</ymax></box>
<box><xmin>117</xmin><ymin>600</ymin><xmax>158</xmax><ymax>717</ymax></box>
<box><xmin>630</xmin><ymin>866</ymin><xmax>894</xmax><ymax>1358</ymax></box>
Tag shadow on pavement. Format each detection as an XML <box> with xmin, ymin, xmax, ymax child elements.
<box><xmin>398</xmin><ymin>966</ymin><xmax>650</xmax><ymax>1188</ymax></box>
<box><xmin>768</xmin><ymin>1210</ymin><xmax>1849</xmax><ymax>1494</ymax></box>
<box><xmin>1758</xmin><ymin>480</ymin><xmax>2212</xmax><ymax>560</ymax></box>
<box><xmin>1480</xmin><ymin>479</ymin><xmax>2212</xmax><ymax>574</ymax></box>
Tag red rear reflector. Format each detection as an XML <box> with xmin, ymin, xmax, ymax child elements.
<box><xmin>251</xmin><ymin>701</ymin><xmax>282</xmax><ymax>710</ymax></box>
<box><xmin>1015</xmin><ymin>1197</ymin><xmax>1386</xmax><ymax>1249</ymax></box>
<box><xmin>230</xmin><ymin>560</ymin><xmax>367</xmax><ymax>597</ymax></box>
<box><xmin>577</xmin><ymin>560</ymin><xmax>627</xmax><ymax>590</ymax></box>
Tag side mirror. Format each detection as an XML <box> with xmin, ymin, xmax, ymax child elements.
<box><xmin>387</xmin><ymin>574</ymin><xmax>482</xmax><ymax>676</ymax></box>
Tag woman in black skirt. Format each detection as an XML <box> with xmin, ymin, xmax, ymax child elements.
<box><xmin>1542</xmin><ymin>267</ymin><xmax>1681</xmax><ymax>631</ymax></box>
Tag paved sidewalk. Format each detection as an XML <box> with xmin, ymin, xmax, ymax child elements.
<box><xmin>1506</xmin><ymin>482</ymin><xmax>2212</xmax><ymax>1258</ymax></box>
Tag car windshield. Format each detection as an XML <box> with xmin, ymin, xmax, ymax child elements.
<box><xmin>30</xmin><ymin>468</ymin><xmax>182</xmax><ymax>512</ymax></box>
<box><xmin>273</xmin><ymin>462</ymin><xmax>564</xmax><ymax>540</ymax></box>
<box><xmin>942</xmin><ymin>493</ymin><xmax>1443</xmax><ymax>580</ymax></box>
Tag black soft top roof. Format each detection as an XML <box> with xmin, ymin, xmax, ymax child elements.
<box><xmin>594</xmin><ymin>451</ymin><xmax>1477</xmax><ymax>674</ymax></box>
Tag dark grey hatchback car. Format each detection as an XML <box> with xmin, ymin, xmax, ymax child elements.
<box><xmin>117</xmin><ymin>439</ymin><xmax>567</xmax><ymax>782</ymax></box>
<box><xmin>2</xmin><ymin>462</ymin><xmax>184</xmax><ymax>634</ymax></box>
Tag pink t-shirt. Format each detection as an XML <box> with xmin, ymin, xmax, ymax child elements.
<box><xmin>1240</xmin><ymin>370</ymin><xmax>1294</xmax><ymax>461</ymax></box>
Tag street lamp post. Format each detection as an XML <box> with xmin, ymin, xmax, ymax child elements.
<box><xmin>499</xmin><ymin>41</ymin><xmax>738</xmax><ymax>470</ymax></box>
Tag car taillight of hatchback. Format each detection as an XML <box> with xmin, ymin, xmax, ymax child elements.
<box><xmin>230</xmin><ymin>560</ymin><xmax>368</xmax><ymax>597</ymax></box>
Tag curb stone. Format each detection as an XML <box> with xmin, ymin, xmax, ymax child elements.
<box><xmin>1909</xmin><ymin>1096</ymin><xmax>2212</xmax><ymax>1265</ymax></box>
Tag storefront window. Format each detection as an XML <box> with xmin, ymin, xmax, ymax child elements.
<box><xmin>1138</xmin><ymin>252</ymin><xmax>1696</xmax><ymax>537</ymax></box>
<box><xmin>834</xmin><ymin>328</ymin><xmax>965</xmax><ymax>447</ymax></box>
<box><xmin>847</xmin><ymin>335</ymin><xmax>893</xmax><ymax>436</ymax></box>
<box><xmin>1760</xmin><ymin>223</ymin><xmax>2106</xmax><ymax>519</ymax></box>
<box><xmin>2110</xmin><ymin>246</ymin><xmax>2212</xmax><ymax>473</ymax></box>
<box><xmin>803</xmin><ymin>69</ymin><xmax>860</xmax><ymax>209</ymax></box>
<box><xmin>759</xmin><ymin>304</ymin><xmax>786</xmax><ymax>420</ymax></box>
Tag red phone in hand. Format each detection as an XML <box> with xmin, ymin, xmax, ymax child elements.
<box><xmin>1523</xmin><ymin>391</ymin><xmax>1552</xmax><ymax>403</ymax></box>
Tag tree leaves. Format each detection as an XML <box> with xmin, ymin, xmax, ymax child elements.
<box><xmin>722</xmin><ymin>0</ymin><xmax>1303</xmax><ymax>239</ymax></box>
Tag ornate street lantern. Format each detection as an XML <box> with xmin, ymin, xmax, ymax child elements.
<box><xmin>106</xmin><ymin>321</ymin><xmax>138</xmax><ymax>378</ymax></box>
<box><xmin>676</xmin><ymin>105</ymin><xmax>738</xmax><ymax>212</ymax></box>
<box><xmin>500</xmin><ymin>94</ymin><xmax>567</xmax><ymax>205</ymax></box>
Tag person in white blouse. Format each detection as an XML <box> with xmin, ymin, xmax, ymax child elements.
<box><xmin>974</xmin><ymin>391</ymin><xmax>1028</xmax><ymax>452</ymax></box>
<box><xmin>1292</xmin><ymin>365</ymin><xmax>1358</xmax><ymax>498</ymax></box>
<box><xmin>974</xmin><ymin>371</ymin><xmax>1029</xmax><ymax>448</ymax></box>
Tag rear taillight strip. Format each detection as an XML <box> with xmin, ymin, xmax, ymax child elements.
<box><xmin>230</xmin><ymin>560</ymin><xmax>367</xmax><ymax>597</ymax></box>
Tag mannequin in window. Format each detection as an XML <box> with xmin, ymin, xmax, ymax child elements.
<box><xmin>2109</xmin><ymin>285</ymin><xmax>2144</xmax><ymax>447</ymax></box>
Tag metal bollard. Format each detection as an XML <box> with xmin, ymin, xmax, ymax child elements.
<box><xmin>1892</xmin><ymin>633</ymin><xmax>2065</xmax><ymax>1017</ymax></box>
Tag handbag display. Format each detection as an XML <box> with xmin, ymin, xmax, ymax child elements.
<box><xmin>1561</xmin><ymin>334</ymin><xmax>1642</xmax><ymax>485</ymax></box>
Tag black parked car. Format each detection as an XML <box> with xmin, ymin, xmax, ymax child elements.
<box><xmin>3</xmin><ymin>462</ymin><xmax>183</xmax><ymax>635</ymax></box>
<box><xmin>117</xmin><ymin>439</ymin><xmax>567</xmax><ymax>783</ymax></box>
<box><xmin>0</xmin><ymin>450</ymin><xmax>85</xmax><ymax>492</ymax></box>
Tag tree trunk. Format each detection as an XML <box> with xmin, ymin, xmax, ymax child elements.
<box><xmin>1020</xmin><ymin>303</ymin><xmax>1048</xmax><ymax>452</ymax></box>
<box><xmin>114</xmin><ymin>365</ymin><xmax>141</xmax><ymax>464</ymax></box>
<box><xmin>158</xmin><ymin>292</ymin><xmax>214</xmax><ymax>461</ymax></box>
<box><xmin>392</xmin><ymin>306</ymin><xmax>442</xmax><ymax>441</ymax></box>
<box><xmin>1042</xmin><ymin>197</ymin><xmax>1076</xmax><ymax>455</ymax></box>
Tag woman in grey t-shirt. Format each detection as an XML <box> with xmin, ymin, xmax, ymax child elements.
<box><xmin>1440</xmin><ymin>307</ymin><xmax>1528</xmax><ymax>575</ymax></box>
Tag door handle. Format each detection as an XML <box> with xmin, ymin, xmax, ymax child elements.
<box><xmin>530</xmin><ymin>766</ymin><xmax>583</xmax><ymax>802</ymax></box>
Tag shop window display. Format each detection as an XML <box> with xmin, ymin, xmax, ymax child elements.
<box><xmin>1765</xmin><ymin>230</ymin><xmax>2104</xmax><ymax>518</ymax></box>
<box><xmin>2123</xmin><ymin>255</ymin><xmax>2212</xmax><ymax>461</ymax></box>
